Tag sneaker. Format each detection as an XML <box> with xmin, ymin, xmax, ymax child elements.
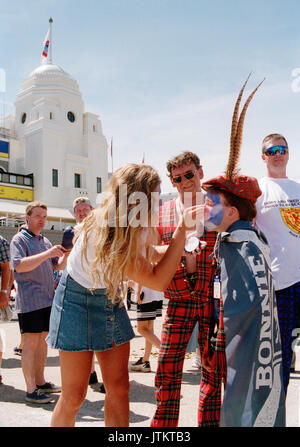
<box><xmin>25</xmin><ymin>388</ymin><xmax>53</xmax><ymax>404</ymax></box>
<box><xmin>131</xmin><ymin>357</ymin><xmax>151</xmax><ymax>372</ymax></box>
<box><xmin>13</xmin><ymin>347</ymin><xmax>22</xmax><ymax>356</ymax></box>
<box><xmin>89</xmin><ymin>371</ymin><xmax>98</xmax><ymax>385</ymax></box>
<box><xmin>36</xmin><ymin>382</ymin><xmax>61</xmax><ymax>393</ymax></box>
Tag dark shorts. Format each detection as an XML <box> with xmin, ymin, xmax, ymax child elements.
<box><xmin>137</xmin><ymin>300</ymin><xmax>163</xmax><ymax>321</ymax></box>
<box><xmin>18</xmin><ymin>306</ymin><xmax>52</xmax><ymax>334</ymax></box>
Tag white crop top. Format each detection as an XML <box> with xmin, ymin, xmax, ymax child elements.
<box><xmin>67</xmin><ymin>231</ymin><xmax>105</xmax><ymax>289</ymax></box>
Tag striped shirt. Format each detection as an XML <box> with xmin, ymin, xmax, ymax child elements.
<box><xmin>10</xmin><ymin>228</ymin><xmax>56</xmax><ymax>313</ymax></box>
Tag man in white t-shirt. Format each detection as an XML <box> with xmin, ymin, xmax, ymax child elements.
<box><xmin>255</xmin><ymin>133</ymin><xmax>300</xmax><ymax>394</ymax></box>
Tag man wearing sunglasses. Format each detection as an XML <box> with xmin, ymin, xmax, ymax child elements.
<box><xmin>151</xmin><ymin>151</ymin><xmax>225</xmax><ymax>427</ymax></box>
<box><xmin>255</xmin><ymin>133</ymin><xmax>300</xmax><ymax>394</ymax></box>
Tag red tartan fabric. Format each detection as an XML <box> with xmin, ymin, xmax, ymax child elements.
<box><xmin>151</xmin><ymin>199</ymin><xmax>225</xmax><ymax>427</ymax></box>
<box><xmin>202</xmin><ymin>175</ymin><xmax>262</xmax><ymax>203</ymax></box>
<box><xmin>157</xmin><ymin>199</ymin><xmax>217</xmax><ymax>301</ymax></box>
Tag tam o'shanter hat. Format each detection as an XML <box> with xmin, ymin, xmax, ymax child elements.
<box><xmin>202</xmin><ymin>74</ymin><xmax>264</xmax><ymax>203</ymax></box>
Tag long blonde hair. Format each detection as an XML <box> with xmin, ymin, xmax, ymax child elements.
<box><xmin>77</xmin><ymin>163</ymin><xmax>161</xmax><ymax>301</ymax></box>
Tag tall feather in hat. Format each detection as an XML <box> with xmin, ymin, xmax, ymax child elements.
<box><xmin>226</xmin><ymin>74</ymin><xmax>265</xmax><ymax>181</ymax></box>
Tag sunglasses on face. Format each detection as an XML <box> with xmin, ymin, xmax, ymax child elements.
<box><xmin>172</xmin><ymin>171</ymin><xmax>196</xmax><ymax>184</ymax></box>
<box><xmin>263</xmin><ymin>145</ymin><xmax>289</xmax><ymax>156</ymax></box>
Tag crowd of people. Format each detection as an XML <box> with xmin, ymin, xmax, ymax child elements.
<box><xmin>0</xmin><ymin>80</ymin><xmax>299</xmax><ymax>428</ymax></box>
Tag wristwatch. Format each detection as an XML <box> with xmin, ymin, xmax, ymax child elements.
<box><xmin>1</xmin><ymin>289</ymin><xmax>8</xmax><ymax>293</ymax></box>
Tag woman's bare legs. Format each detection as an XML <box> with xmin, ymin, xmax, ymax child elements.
<box><xmin>96</xmin><ymin>342</ymin><xmax>130</xmax><ymax>427</ymax></box>
<box><xmin>51</xmin><ymin>351</ymin><xmax>93</xmax><ymax>427</ymax></box>
<box><xmin>51</xmin><ymin>342</ymin><xmax>131</xmax><ymax>427</ymax></box>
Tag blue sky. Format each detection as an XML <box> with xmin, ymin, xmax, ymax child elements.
<box><xmin>1</xmin><ymin>0</ymin><xmax>300</xmax><ymax>192</ymax></box>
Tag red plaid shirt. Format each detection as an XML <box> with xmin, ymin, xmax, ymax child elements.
<box><xmin>157</xmin><ymin>198</ymin><xmax>217</xmax><ymax>301</ymax></box>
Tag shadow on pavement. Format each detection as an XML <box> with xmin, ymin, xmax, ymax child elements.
<box><xmin>182</xmin><ymin>370</ymin><xmax>202</xmax><ymax>384</ymax></box>
<box><xmin>2</xmin><ymin>355</ymin><xmax>60</xmax><ymax>369</ymax></box>
<box><xmin>129</xmin><ymin>380</ymin><xmax>156</xmax><ymax>423</ymax></box>
<box><xmin>2</xmin><ymin>357</ymin><xmax>21</xmax><ymax>369</ymax></box>
<box><xmin>0</xmin><ymin>381</ymin><xmax>156</xmax><ymax>426</ymax></box>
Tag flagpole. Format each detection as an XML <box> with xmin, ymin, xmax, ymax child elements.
<box><xmin>49</xmin><ymin>17</ymin><xmax>53</xmax><ymax>64</ymax></box>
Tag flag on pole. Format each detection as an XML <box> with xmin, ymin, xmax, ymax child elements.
<box><xmin>41</xmin><ymin>27</ymin><xmax>51</xmax><ymax>64</ymax></box>
<box><xmin>142</xmin><ymin>152</ymin><xmax>145</xmax><ymax>164</ymax></box>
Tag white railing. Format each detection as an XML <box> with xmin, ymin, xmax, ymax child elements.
<box><xmin>0</xmin><ymin>216</ymin><xmax>26</xmax><ymax>228</ymax></box>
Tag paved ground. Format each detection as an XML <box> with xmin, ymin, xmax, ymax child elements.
<box><xmin>0</xmin><ymin>302</ymin><xmax>299</xmax><ymax>428</ymax></box>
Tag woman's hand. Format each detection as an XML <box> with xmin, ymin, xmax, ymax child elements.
<box><xmin>178</xmin><ymin>205</ymin><xmax>205</xmax><ymax>232</ymax></box>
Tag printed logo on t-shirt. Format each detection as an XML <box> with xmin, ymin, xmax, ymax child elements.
<box><xmin>280</xmin><ymin>207</ymin><xmax>300</xmax><ymax>235</ymax></box>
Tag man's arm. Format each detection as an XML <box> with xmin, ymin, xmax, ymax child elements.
<box><xmin>0</xmin><ymin>238</ymin><xmax>12</xmax><ymax>308</ymax></box>
<box><xmin>54</xmin><ymin>250</ymin><xmax>71</xmax><ymax>271</ymax></box>
<box><xmin>9</xmin><ymin>269</ymin><xmax>14</xmax><ymax>289</ymax></box>
<box><xmin>15</xmin><ymin>245</ymin><xmax>66</xmax><ymax>273</ymax></box>
<box><xmin>0</xmin><ymin>261</ymin><xmax>12</xmax><ymax>308</ymax></box>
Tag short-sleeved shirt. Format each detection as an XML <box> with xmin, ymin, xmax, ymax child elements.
<box><xmin>10</xmin><ymin>228</ymin><xmax>56</xmax><ymax>313</ymax></box>
<box><xmin>0</xmin><ymin>236</ymin><xmax>10</xmax><ymax>265</ymax></box>
<box><xmin>255</xmin><ymin>177</ymin><xmax>300</xmax><ymax>290</ymax></box>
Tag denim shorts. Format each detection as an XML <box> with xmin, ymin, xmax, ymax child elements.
<box><xmin>46</xmin><ymin>270</ymin><xmax>135</xmax><ymax>352</ymax></box>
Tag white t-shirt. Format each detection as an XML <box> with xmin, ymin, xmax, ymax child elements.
<box><xmin>67</xmin><ymin>231</ymin><xmax>105</xmax><ymax>289</ymax></box>
<box><xmin>255</xmin><ymin>177</ymin><xmax>300</xmax><ymax>290</ymax></box>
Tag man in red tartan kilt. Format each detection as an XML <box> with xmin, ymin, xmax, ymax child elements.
<box><xmin>150</xmin><ymin>151</ymin><xmax>226</xmax><ymax>427</ymax></box>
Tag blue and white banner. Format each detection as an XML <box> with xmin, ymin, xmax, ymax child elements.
<box><xmin>218</xmin><ymin>223</ymin><xmax>286</xmax><ymax>427</ymax></box>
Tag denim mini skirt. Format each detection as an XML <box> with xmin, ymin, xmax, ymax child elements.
<box><xmin>46</xmin><ymin>270</ymin><xmax>135</xmax><ymax>351</ymax></box>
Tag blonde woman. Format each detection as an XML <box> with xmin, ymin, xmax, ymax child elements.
<box><xmin>47</xmin><ymin>164</ymin><xmax>200</xmax><ymax>427</ymax></box>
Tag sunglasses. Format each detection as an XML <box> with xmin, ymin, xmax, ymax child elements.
<box><xmin>172</xmin><ymin>171</ymin><xmax>196</xmax><ymax>184</ymax></box>
<box><xmin>263</xmin><ymin>145</ymin><xmax>289</xmax><ymax>156</ymax></box>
